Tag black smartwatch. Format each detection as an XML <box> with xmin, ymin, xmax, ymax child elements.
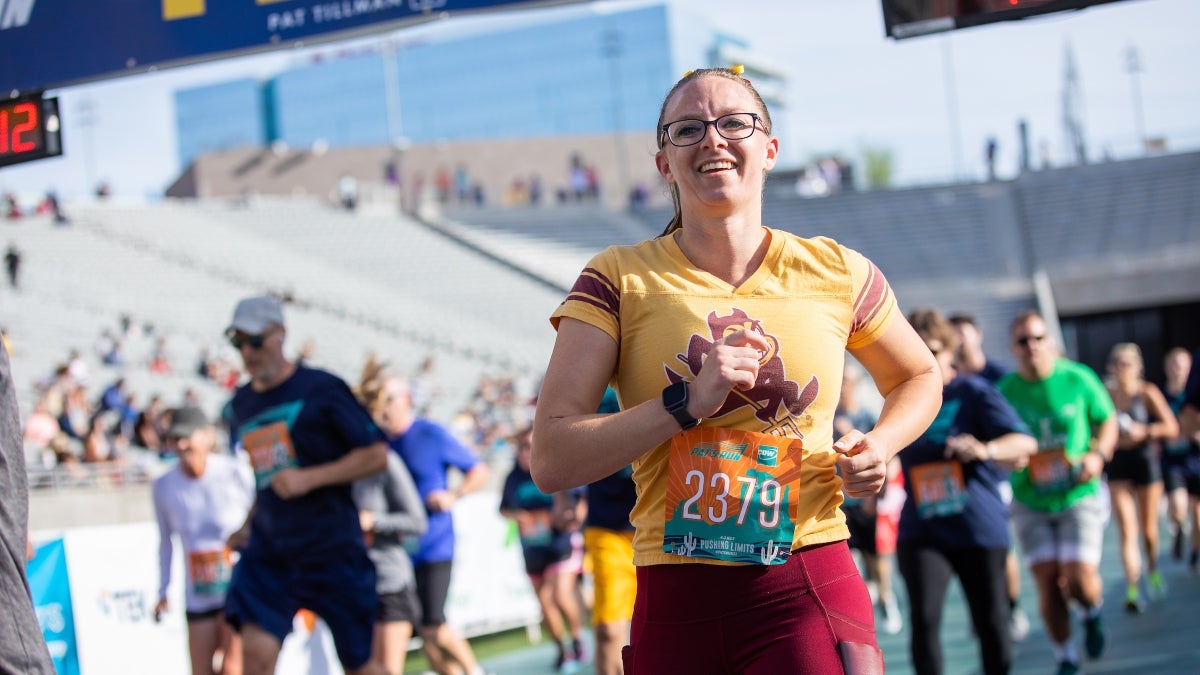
<box><xmin>662</xmin><ymin>380</ymin><xmax>700</xmax><ymax>430</ymax></box>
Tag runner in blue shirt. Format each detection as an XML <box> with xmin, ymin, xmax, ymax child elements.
<box><xmin>382</xmin><ymin>374</ymin><xmax>490</xmax><ymax>675</ymax></box>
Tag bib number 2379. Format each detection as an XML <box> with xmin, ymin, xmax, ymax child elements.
<box><xmin>663</xmin><ymin>427</ymin><xmax>800</xmax><ymax>565</ymax></box>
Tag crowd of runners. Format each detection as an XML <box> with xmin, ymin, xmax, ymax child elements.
<box><xmin>3</xmin><ymin>64</ymin><xmax>1198</xmax><ymax>675</ymax></box>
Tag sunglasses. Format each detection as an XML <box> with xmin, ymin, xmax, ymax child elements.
<box><xmin>1014</xmin><ymin>334</ymin><xmax>1046</xmax><ymax>347</ymax></box>
<box><xmin>228</xmin><ymin>330</ymin><xmax>272</xmax><ymax>350</ymax></box>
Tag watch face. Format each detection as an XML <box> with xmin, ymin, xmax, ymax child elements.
<box><xmin>663</xmin><ymin>381</ymin><xmax>687</xmax><ymax>409</ymax></box>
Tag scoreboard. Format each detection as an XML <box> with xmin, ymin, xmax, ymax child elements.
<box><xmin>0</xmin><ymin>96</ymin><xmax>62</xmax><ymax>169</ymax></box>
<box><xmin>882</xmin><ymin>0</ymin><xmax>1130</xmax><ymax>39</ymax></box>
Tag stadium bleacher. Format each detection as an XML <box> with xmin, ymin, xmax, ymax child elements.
<box><xmin>8</xmin><ymin>149</ymin><xmax>1197</xmax><ymax>507</ymax></box>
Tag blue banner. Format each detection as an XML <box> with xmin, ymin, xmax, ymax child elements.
<box><xmin>0</xmin><ymin>0</ymin><xmax>588</xmax><ymax>95</ymax></box>
<box><xmin>28</xmin><ymin>538</ymin><xmax>80</xmax><ymax>675</ymax></box>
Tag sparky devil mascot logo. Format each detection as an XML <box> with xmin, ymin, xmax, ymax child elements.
<box><xmin>667</xmin><ymin>308</ymin><xmax>819</xmax><ymax>438</ymax></box>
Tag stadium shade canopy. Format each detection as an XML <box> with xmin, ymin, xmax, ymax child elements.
<box><xmin>0</xmin><ymin>0</ymin><xmax>589</xmax><ymax>97</ymax></box>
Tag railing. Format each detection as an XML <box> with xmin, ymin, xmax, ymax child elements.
<box><xmin>27</xmin><ymin>456</ymin><xmax>161</xmax><ymax>492</ymax></box>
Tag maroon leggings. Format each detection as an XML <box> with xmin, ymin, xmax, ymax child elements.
<box><xmin>623</xmin><ymin>540</ymin><xmax>882</xmax><ymax>675</ymax></box>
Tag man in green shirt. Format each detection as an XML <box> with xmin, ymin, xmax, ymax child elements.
<box><xmin>997</xmin><ymin>310</ymin><xmax>1117</xmax><ymax>675</ymax></box>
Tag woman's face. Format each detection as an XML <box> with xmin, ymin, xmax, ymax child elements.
<box><xmin>1108</xmin><ymin>348</ymin><xmax>1141</xmax><ymax>382</ymax></box>
<box><xmin>655</xmin><ymin>76</ymin><xmax>777</xmax><ymax>216</ymax></box>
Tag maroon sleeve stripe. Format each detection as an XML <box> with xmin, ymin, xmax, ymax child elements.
<box><xmin>566</xmin><ymin>268</ymin><xmax>619</xmax><ymax>316</ymax></box>
<box><xmin>852</xmin><ymin>262</ymin><xmax>891</xmax><ymax>334</ymax></box>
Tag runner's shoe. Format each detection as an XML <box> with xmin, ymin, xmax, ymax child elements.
<box><xmin>1148</xmin><ymin>570</ymin><xmax>1166</xmax><ymax>601</ymax></box>
<box><xmin>1124</xmin><ymin>584</ymin><xmax>1144</xmax><ymax>614</ymax></box>
<box><xmin>1009</xmin><ymin>605</ymin><xmax>1031</xmax><ymax>642</ymax></box>
<box><xmin>1055</xmin><ymin>659</ymin><xmax>1081</xmax><ymax>675</ymax></box>
<box><xmin>1083</xmin><ymin>614</ymin><xmax>1107</xmax><ymax>659</ymax></box>
<box><xmin>879</xmin><ymin>597</ymin><xmax>904</xmax><ymax>635</ymax></box>
<box><xmin>572</xmin><ymin>638</ymin><xmax>589</xmax><ymax>665</ymax></box>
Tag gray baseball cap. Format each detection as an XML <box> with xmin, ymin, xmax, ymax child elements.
<box><xmin>226</xmin><ymin>295</ymin><xmax>284</xmax><ymax>335</ymax></box>
<box><xmin>166</xmin><ymin>406</ymin><xmax>209</xmax><ymax>439</ymax></box>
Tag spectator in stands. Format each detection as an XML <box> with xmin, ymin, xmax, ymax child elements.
<box><xmin>22</xmin><ymin>397</ymin><xmax>62</xmax><ymax>454</ymax></box>
<box><xmin>43</xmin><ymin>190</ymin><xmax>68</xmax><ymax>224</ymax></box>
<box><xmin>66</xmin><ymin>348</ymin><xmax>89</xmax><ymax>387</ymax></box>
<box><xmin>4</xmin><ymin>243</ymin><xmax>21</xmax><ymax>290</ymax></box>
<box><xmin>435</xmin><ymin>168</ymin><xmax>453</xmax><ymax>205</ymax></box>
<box><xmin>95</xmin><ymin>329</ymin><xmax>124</xmax><ymax>367</ymax></box>
<box><xmin>528</xmin><ymin>174</ymin><xmax>543</xmax><ymax>205</ymax></box>
<box><xmin>986</xmin><ymin>137</ymin><xmax>998</xmax><ymax>182</ymax></box>
<box><xmin>454</xmin><ymin>165</ymin><xmax>471</xmax><ymax>205</ymax></box>
<box><xmin>501</xmin><ymin>427</ymin><xmax>587</xmax><ymax>673</ymax></box>
<box><xmin>1160</xmin><ymin>347</ymin><xmax>1199</xmax><ymax>571</ymax></box>
<box><xmin>0</xmin><ymin>328</ymin><xmax>56</xmax><ymax>674</ymax></box>
<box><xmin>365</xmin><ymin>358</ymin><xmax>490</xmax><ymax>675</ymax></box>
<box><xmin>149</xmin><ymin>337</ymin><xmax>172</xmax><ymax>374</ymax></box>
<box><xmin>57</xmin><ymin>385</ymin><xmax>91</xmax><ymax>441</ymax></box>
<box><xmin>2</xmin><ymin>193</ymin><xmax>20</xmax><ymax>219</ymax></box>
<box><xmin>353</xmin><ymin>357</ymin><xmax>430</xmax><ymax>675</ymax></box>
<box><xmin>568</xmin><ymin>155</ymin><xmax>589</xmax><ymax>202</ymax></box>
<box><xmin>1104</xmin><ymin>342</ymin><xmax>1177</xmax><ymax>612</ymax></box>
<box><xmin>220</xmin><ymin>295</ymin><xmax>389</xmax><ymax>675</ymax></box>
<box><xmin>152</xmin><ymin>406</ymin><xmax>255</xmax><ymax>675</ymax></box>
<box><xmin>133</xmin><ymin>394</ymin><xmax>168</xmax><ymax>452</ymax></box>
<box><xmin>339</xmin><ymin>175</ymin><xmax>359</xmax><ymax>211</ymax></box>
<box><xmin>96</xmin><ymin>377</ymin><xmax>130</xmax><ymax>418</ymax></box>
<box><xmin>533</xmin><ymin>66</ymin><xmax>941</xmax><ymax>673</ymax></box>
<box><xmin>408</xmin><ymin>355</ymin><xmax>439</xmax><ymax>418</ymax></box>
<box><xmin>82</xmin><ymin>413</ymin><xmax>114</xmax><ymax>464</ymax></box>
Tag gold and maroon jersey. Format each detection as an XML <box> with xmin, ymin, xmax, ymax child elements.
<box><xmin>551</xmin><ymin>229</ymin><xmax>898</xmax><ymax>566</ymax></box>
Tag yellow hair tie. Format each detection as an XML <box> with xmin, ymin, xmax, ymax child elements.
<box><xmin>681</xmin><ymin>64</ymin><xmax>745</xmax><ymax>79</ymax></box>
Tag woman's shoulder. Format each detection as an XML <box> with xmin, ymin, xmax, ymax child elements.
<box><xmin>771</xmin><ymin>230</ymin><xmax>865</xmax><ymax>267</ymax></box>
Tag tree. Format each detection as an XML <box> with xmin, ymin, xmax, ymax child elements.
<box><xmin>861</xmin><ymin>146</ymin><xmax>894</xmax><ymax>190</ymax></box>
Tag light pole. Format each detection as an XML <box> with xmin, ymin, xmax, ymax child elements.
<box><xmin>602</xmin><ymin>27</ymin><xmax>630</xmax><ymax>208</ymax></box>
<box><xmin>941</xmin><ymin>37</ymin><xmax>965</xmax><ymax>181</ymax></box>
<box><xmin>381</xmin><ymin>37</ymin><xmax>407</xmax><ymax>212</ymax></box>
<box><xmin>76</xmin><ymin>97</ymin><xmax>97</xmax><ymax>198</ymax></box>
<box><xmin>1124</xmin><ymin>44</ymin><xmax>1146</xmax><ymax>155</ymax></box>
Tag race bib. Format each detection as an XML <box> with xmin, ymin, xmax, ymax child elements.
<box><xmin>663</xmin><ymin>428</ymin><xmax>801</xmax><ymax>565</ymax></box>
<box><xmin>242</xmin><ymin>422</ymin><xmax>299</xmax><ymax>489</ymax></box>
<box><xmin>1028</xmin><ymin>448</ymin><xmax>1074</xmax><ymax>494</ymax></box>
<box><xmin>188</xmin><ymin>548</ymin><xmax>233</xmax><ymax>598</ymax></box>
<box><xmin>910</xmin><ymin>461</ymin><xmax>968</xmax><ymax>519</ymax></box>
<box><xmin>516</xmin><ymin>511</ymin><xmax>554</xmax><ymax>546</ymax></box>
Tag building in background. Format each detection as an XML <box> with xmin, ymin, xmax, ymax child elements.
<box><xmin>170</xmin><ymin>1</ymin><xmax>787</xmax><ymax>208</ymax></box>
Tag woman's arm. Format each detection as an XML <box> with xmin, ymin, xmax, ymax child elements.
<box><xmin>371</xmin><ymin>455</ymin><xmax>428</xmax><ymax>538</ymax></box>
<box><xmin>1143</xmin><ymin>382</ymin><xmax>1180</xmax><ymax>442</ymax></box>
<box><xmin>840</xmin><ymin>318</ymin><xmax>942</xmax><ymax>498</ymax></box>
<box><xmin>946</xmin><ymin>431</ymin><xmax>1037</xmax><ymax>470</ymax></box>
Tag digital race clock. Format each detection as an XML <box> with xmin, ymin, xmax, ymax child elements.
<box><xmin>0</xmin><ymin>95</ymin><xmax>63</xmax><ymax>168</ymax></box>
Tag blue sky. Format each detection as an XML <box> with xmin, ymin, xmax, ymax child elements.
<box><xmin>0</xmin><ymin>0</ymin><xmax>1196</xmax><ymax>200</ymax></box>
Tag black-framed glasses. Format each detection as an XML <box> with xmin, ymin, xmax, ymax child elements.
<box><xmin>660</xmin><ymin>112</ymin><xmax>762</xmax><ymax>147</ymax></box>
<box><xmin>1014</xmin><ymin>334</ymin><xmax>1047</xmax><ymax>347</ymax></box>
<box><xmin>228</xmin><ymin>329</ymin><xmax>273</xmax><ymax>350</ymax></box>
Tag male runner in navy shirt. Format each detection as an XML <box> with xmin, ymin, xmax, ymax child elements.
<box><xmin>221</xmin><ymin>296</ymin><xmax>388</xmax><ymax>675</ymax></box>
